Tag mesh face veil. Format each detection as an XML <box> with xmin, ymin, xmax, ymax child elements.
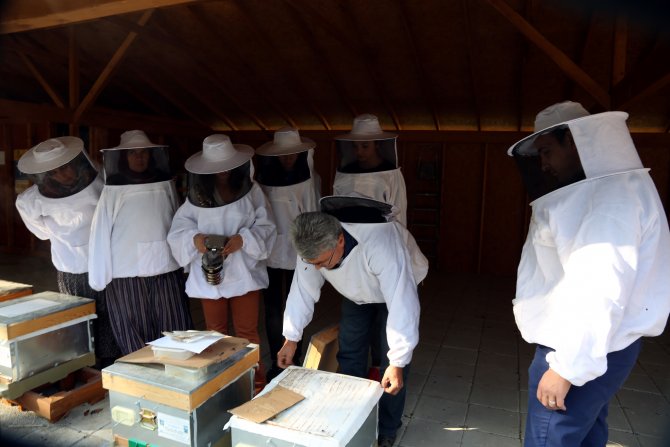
<box><xmin>103</xmin><ymin>146</ymin><xmax>172</xmax><ymax>185</ymax></box>
<box><xmin>26</xmin><ymin>152</ymin><xmax>98</xmax><ymax>198</ymax></box>
<box><xmin>187</xmin><ymin>162</ymin><xmax>252</xmax><ymax>208</ymax></box>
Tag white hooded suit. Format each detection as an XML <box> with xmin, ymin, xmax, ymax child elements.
<box><xmin>512</xmin><ymin>112</ymin><xmax>670</xmax><ymax>386</ymax></box>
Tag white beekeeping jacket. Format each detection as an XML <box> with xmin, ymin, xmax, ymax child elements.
<box><xmin>513</xmin><ymin>112</ymin><xmax>670</xmax><ymax>386</ymax></box>
<box><xmin>16</xmin><ymin>176</ymin><xmax>103</xmax><ymax>274</ymax></box>
<box><xmin>88</xmin><ymin>180</ymin><xmax>180</xmax><ymax>291</ymax></box>
<box><xmin>167</xmin><ymin>183</ymin><xmax>276</xmax><ymax>299</ymax></box>
<box><xmin>333</xmin><ymin>168</ymin><xmax>408</xmax><ymax>226</ymax></box>
<box><xmin>283</xmin><ymin>221</ymin><xmax>422</xmax><ymax>367</ymax></box>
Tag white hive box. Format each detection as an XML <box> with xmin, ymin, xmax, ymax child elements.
<box><xmin>0</xmin><ymin>291</ymin><xmax>96</xmax><ymax>398</ymax></box>
<box><xmin>229</xmin><ymin>366</ymin><xmax>383</xmax><ymax>447</ymax></box>
<box><xmin>102</xmin><ymin>341</ymin><xmax>259</xmax><ymax>447</ymax></box>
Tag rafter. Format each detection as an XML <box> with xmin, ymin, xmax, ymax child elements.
<box><xmin>68</xmin><ymin>27</ymin><xmax>79</xmax><ymax>135</ymax></box>
<box><xmin>73</xmin><ymin>9</ymin><xmax>153</xmax><ymax>123</ymax></box>
<box><xmin>339</xmin><ymin>0</ymin><xmax>400</xmax><ymax>130</ymax></box>
<box><xmin>397</xmin><ymin>0</ymin><xmax>441</xmax><ymax>131</ymax></box>
<box><xmin>462</xmin><ymin>0</ymin><xmax>482</xmax><ymax>131</ymax></box>
<box><xmin>186</xmin><ymin>5</ymin><xmax>297</xmax><ymax>129</ymax></box>
<box><xmin>232</xmin><ymin>1</ymin><xmax>330</xmax><ymax>130</ymax></box>
<box><xmin>108</xmin><ymin>12</ymin><xmax>265</xmax><ymax>130</ymax></box>
<box><xmin>564</xmin><ymin>11</ymin><xmax>595</xmax><ymax>104</ymax></box>
<box><xmin>612</xmin><ymin>13</ymin><xmax>627</xmax><ymax>86</ymax></box>
<box><xmin>486</xmin><ymin>0</ymin><xmax>610</xmax><ymax>109</ymax></box>
<box><xmin>0</xmin><ymin>98</ymin><xmax>208</xmax><ymax>136</ymax></box>
<box><xmin>0</xmin><ymin>0</ymin><xmax>203</xmax><ymax>34</ymax></box>
<box><xmin>516</xmin><ymin>0</ymin><xmax>534</xmax><ymax>131</ymax></box>
<box><xmin>282</xmin><ymin>0</ymin><xmax>358</xmax><ymax>120</ymax></box>
<box><xmin>611</xmin><ymin>31</ymin><xmax>670</xmax><ymax>110</ymax></box>
<box><xmin>16</xmin><ymin>48</ymin><xmax>65</xmax><ymax>108</ymax></box>
<box><xmin>131</xmin><ymin>69</ymin><xmax>215</xmax><ymax>130</ymax></box>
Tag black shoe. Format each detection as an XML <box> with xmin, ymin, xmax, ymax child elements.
<box><xmin>378</xmin><ymin>435</ymin><xmax>396</xmax><ymax>447</ymax></box>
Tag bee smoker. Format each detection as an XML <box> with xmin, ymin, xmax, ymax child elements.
<box><xmin>201</xmin><ymin>235</ymin><xmax>228</xmax><ymax>285</ymax></box>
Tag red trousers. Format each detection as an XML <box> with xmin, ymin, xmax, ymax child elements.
<box><xmin>200</xmin><ymin>290</ymin><xmax>266</xmax><ymax>391</ymax></box>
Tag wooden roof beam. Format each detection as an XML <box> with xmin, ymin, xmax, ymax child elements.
<box><xmin>486</xmin><ymin>0</ymin><xmax>611</xmax><ymax>109</ymax></box>
<box><xmin>16</xmin><ymin>50</ymin><xmax>65</xmax><ymax>109</ymax></box>
<box><xmin>108</xmin><ymin>12</ymin><xmax>264</xmax><ymax>130</ymax></box>
<box><xmin>462</xmin><ymin>0</ymin><xmax>482</xmax><ymax>131</ymax></box>
<box><xmin>282</xmin><ymin>0</ymin><xmax>359</xmax><ymax>120</ymax></box>
<box><xmin>73</xmin><ymin>9</ymin><xmax>154</xmax><ymax>123</ymax></box>
<box><xmin>185</xmin><ymin>5</ymin><xmax>297</xmax><ymax>130</ymax></box>
<box><xmin>285</xmin><ymin>0</ymin><xmax>398</xmax><ymax>129</ymax></box>
<box><xmin>0</xmin><ymin>0</ymin><xmax>203</xmax><ymax>34</ymax></box>
<box><xmin>611</xmin><ymin>31</ymin><xmax>670</xmax><ymax>110</ymax></box>
<box><xmin>397</xmin><ymin>0</ymin><xmax>441</xmax><ymax>131</ymax></box>
<box><xmin>68</xmin><ymin>27</ymin><xmax>80</xmax><ymax>135</ymax></box>
<box><xmin>231</xmin><ymin>1</ymin><xmax>329</xmax><ymax>130</ymax></box>
<box><xmin>612</xmin><ymin>13</ymin><xmax>627</xmax><ymax>86</ymax></box>
<box><xmin>338</xmin><ymin>1</ymin><xmax>400</xmax><ymax>130</ymax></box>
<box><xmin>0</xmin><ymin>98</ymin><xmax>209</xmax><ymax>136</ymax></box>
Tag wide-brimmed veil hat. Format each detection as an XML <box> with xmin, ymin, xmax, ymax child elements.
<box><xmin>102</xmin><ymin>129</ymin><xmax>167</xmax><ymax>152</ymax></box>
<box><xmin>508</xmin><ymin>101</ymin><xmax>590</xmax><ymax>156</ymax></box>
<box><xmin>185</xmin><ymin>134</ymin><xmax>254</xmax><ymax>174</ymax></box>
<box><xmin>256</xmin><ymin>127</ymin><xmax>316</xmax><ymax>156</ymax></box>
<box><xmin>335</xmin><ymin>114</ymin><xmax>398</xmax><ymax>141</ymax></box>
<box><xmin>18</xmin><ymin>137</ymin><xmax>84</xmax><ymax>174</ymax></box>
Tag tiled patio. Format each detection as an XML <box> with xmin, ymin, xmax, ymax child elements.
<box><xmin>1</xmin><ymin>254</ymin><xmax>668</xmax><ymax>446</ymax></box>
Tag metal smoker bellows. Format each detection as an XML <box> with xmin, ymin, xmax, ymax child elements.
<box><xmin>201</xmin><ymin>235</ymin><xmax>228</xmax><ymax>285</ymax></box>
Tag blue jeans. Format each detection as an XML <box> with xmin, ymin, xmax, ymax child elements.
<box><xmin>525</xmin><ymin>339</ymin><xmax>642</xmax><ymax>447</ymax></box>
<box><xmin>337</xmin><ymin>298</ymin><xmax>409</xmax><ymax>439</ymax></box>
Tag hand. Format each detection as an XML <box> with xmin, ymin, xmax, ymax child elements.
<box><xmin>223</xmin><ymin>234</ymin><xmax>243</xmax><ymax>255</ymax></box>
<box><xmin>537</xmin><ymin>368</ymin><xmax>571</xmax><ymax>411</ymax></box>
<box><xmin>277</xmin><ymin>339</ymin><xmax>298</xmax><ymax>369</ymax></box>
<box><xmin>193</xmin><ymin>233</ymin><xmax>207</xmax><ymax>253</ymax></box>
<box><xmin>381</xmin><ymin>365</ymin><xmax>404</xmax><ymax>395</ymax></box>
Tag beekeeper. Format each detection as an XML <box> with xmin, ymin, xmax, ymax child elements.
<box><xmin>508</xmin><ymin>101</ymin><xmax>670</xmax><ymax>446</ymax></box>
<box><xmin>88</xmin><ymin>130</ymin><xmax>192</xmax><ymax>355</ymax></box>
<box><xmin>254</xmin><ymin>127</ymin><xmax>321</xmax><ymax>380</ymax></box>
<box><xmin>168</xmin><ymin>134</ymin><xmax>276</xmax><ymax>392</ymax></box>
<box><xmin>333</xmin><ymin>114</ymin><xmax>408</xmax><ymax>226</ymax></box>
<box><xmin>277</xmin><ymin>197</ymin><xmax>427</xmax><ymax>447</ymax></box>
<box><xmin>16</xmin><ymin>136</ymin><xmax>120</xmax><ymax>366</ymax></box>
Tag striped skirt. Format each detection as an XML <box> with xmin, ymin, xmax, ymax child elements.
<box><xmin>105</xmin><ymin>269</ymin><xmax>193</xmax><ymax>355</ymax></box>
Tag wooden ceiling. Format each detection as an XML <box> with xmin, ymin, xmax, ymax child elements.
<box><xmin>1</xmin><ymin>0</ymin><xmax>669</xmax><ymax>135</ymax></box>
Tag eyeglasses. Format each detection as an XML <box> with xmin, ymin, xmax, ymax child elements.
<box><xmin>301</xmin><ymin>245</ymin><xmax>337</xmax><ymax>268</ymax></box>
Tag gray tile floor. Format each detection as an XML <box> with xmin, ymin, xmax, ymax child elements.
<box><xmin>1</xmin><ymin>254</ymin><xmax>669</xmax><ymax>446</ymax></box>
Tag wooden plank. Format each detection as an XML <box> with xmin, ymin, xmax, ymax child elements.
<box><xmin>0</xmin><ymin>353</ymin><xmax>96</xmax><ymax>400</ymax></box>
<box><xmin>11</xmin><ymin>367</ymin><xmax>105</xmax><ymax>422</ymax></box>
<box><xmin>102</xmin><ymin>346</ymin><xmax>259</xmax><ymax>411</ymax></box>
<box><xmin>0</xmin><ymin>0</ymin><xmax>202</xmax><ymax>35</ymax></box>
<box><xmin>486</xmin><ymin>0</ymin><xmax>611</xmax><ymax>109</ymax></box>
<box><xmin>303</xmin><ymin>324</ymin><xmax>339</xmax><ymax>372</ymax></box>
<box><xmin>72</xmin><ymin>10</ymin><xmax>153</xmax><ymax>123</ymax></box>
<box><xmin>612</xmin><ymin>13</ymin><xmax>628</xmax><ymax>86</ymax></box>
<box><xmin>0</xmin><ymin>280</ymin><xmax>32</xmax><ymax>302</ymax></box>
<box><xmin>0</xmin><ymin>301</ymin><xmax>96</xmax><ymax>340</ymax></box>
<box><xmin>17</xmin><ymin>52</ymin><xmax>65</xmax><ymax>108</ymax></box>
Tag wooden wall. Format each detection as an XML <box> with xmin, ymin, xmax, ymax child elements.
<box><xmin>2</xmin><ymin>123</ymin><xmax>669</xmax><ymax>276</ymax></box>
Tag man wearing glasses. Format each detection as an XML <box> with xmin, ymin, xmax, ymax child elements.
<box><xmin>277</xmin><ymin>199</ymin><xmax>427</xmax><ymax>447</ymax></box>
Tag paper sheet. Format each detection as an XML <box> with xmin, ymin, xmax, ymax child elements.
<box><xmin>148</xmin><ymin>333</ymin><xmax>224</xmax><ymax>354</ymax></box>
